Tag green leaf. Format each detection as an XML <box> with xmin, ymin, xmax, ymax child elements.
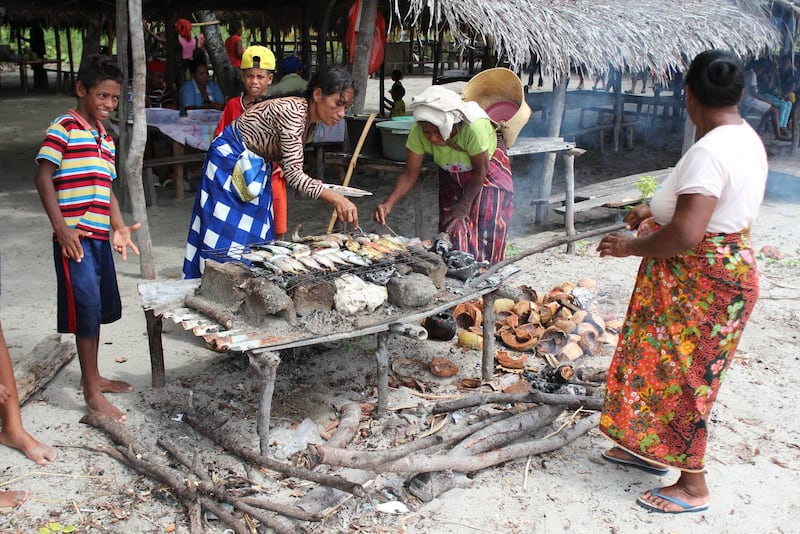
<box><xmin>48</xmin><ymin>524</ymin><xmax>63</xmax><ymax>532</ymax></box>
<box><xmin>39</xmin><ymin>528</ymin><xmax>52</xmax><ymax>534</ymax></box>
<box><xmin>62</xmin><ymin>526</ymin><xmax>77</xmax><ymax>533</ymax></box>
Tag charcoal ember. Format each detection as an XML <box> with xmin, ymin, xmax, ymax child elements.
<box><xmin>291</xmin><ymin>280</ymin><xmax>335</xmax><ymax>317</ymax></box>
<box><xmin>386</xmin><ymin>272</ymin><xmax>437</xmax><ymax>308</ymax></box>
<box><xmin>433</xmin><ymin>232</ymin><xmax>452</xmax><ymax>256</ymax></box>
<box><xmin>239</xmin><ymin>276</ymin><xmax>296</xmax><ymax>325</ymax></box>
<box><xmin>362</xmin><ymin>265</ymin><xmax>397</xmax><ymax>286</ymax></box>
<box><xmin>405</xmin><ymin>247</ymin><xmax>447</xmax><ymax>288</ymax></box>
<box><xmin>197</xmin><ymin>260</ymin><xmax>248</xmax><ymax>307</ymax></box>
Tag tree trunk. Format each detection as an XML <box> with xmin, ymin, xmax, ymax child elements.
<box><xmin>83</xmin><ymin>16</ymin><xmax>104</xmax><ymax>63</ymax></box>
<box><xmin>317</xmin><ymin>0</ymin><xmax>338</xmax><ymax>70</ymax></box>
<box><xmin>350</xmin><ymin>0</ymin><xmax>378</xmax><ymax>114</ymax></box>
<box><xmin>198</xmin><ymin>10</ymin><xmax>238</xmax><ymax>98</ymax></box>
<box><xmin>126</xmin><ymin>0</ymin><xmax>156</xmax><ymax>280</ymax></box>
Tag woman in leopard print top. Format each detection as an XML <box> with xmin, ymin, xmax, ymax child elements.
<box><xmin>184</xmin><ymin>65</ymin><xmax>359</xmax><ymax>278</ymax></box>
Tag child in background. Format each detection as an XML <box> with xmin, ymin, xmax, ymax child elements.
<box><xmin>145</xmin><ymin>60</ymin><xmax>175</xmax><ymax>109</ymax></box>
<box><xmin>215</xmin><ymin>45</ymin><xmax>288</xmax><ymax>240</ymax></box>
<box><xmin>34</xmin><ymin>54</ymin><xmax>141</xmax><ymax>423</ymax></box>
<box><xmin>389</xmin><ymin>83</ymin><xmax>406</xmax><ymax>117</ymax></box>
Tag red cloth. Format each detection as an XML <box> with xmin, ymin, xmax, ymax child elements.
<box><xmin>346</xmin><ymin>0</ymin><xmax>386</xmax><ymax>75</ymax></box>
<box><xmin>175</xmin><ymin>18</ymin><xmax>192</xmax><ymax>40</ymax></box>
<box><xmin>146</xmin><ymin>61</ymin><xmax>167</xmax><ymax>74</ymax></box>
<box><xmin>225</xmin><ymin>34</ymin><xmax>242</xmax><ymax>68</ymax></box>
<box><xmin>215</xmin><ymin>97</ymin><xmax>288</xmax><ymax>235</ymax></box>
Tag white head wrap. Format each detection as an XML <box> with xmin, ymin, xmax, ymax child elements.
<box><xmin>409</xmin><ymin>86</ymin><xmax>489</xmax><ymax>140</ymax></box>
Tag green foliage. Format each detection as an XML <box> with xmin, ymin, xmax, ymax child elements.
<box><xmin>506</xmin><ymin>242</ymin><xmax>520</xmax><ymax>258</ymax></box>
<box><xmin>39</xmin><ymin>523</ymin><xmax>77</xmax><ymax>534</ymax></box>
<box><xmin>634</xmin><ymin>175</ymin><xmax>658</xmax><ymax>201</ymax></box>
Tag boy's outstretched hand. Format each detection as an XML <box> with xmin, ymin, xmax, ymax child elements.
<box><xmin>112</xmin><ymin>222</ymin><xmax>141</xmax><ymax>261</ymax></box>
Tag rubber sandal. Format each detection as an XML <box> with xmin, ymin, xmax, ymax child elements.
<box><xmin>602</xmin><ymin>448</ymin><xmax>669</xmax><ymax>476</ymax></box>
<box><xmin>637</xmin><ymin>488</ymin><xmax>709</xmax><ymax>514</ymax></box>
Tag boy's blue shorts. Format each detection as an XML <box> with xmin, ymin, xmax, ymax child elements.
<box><xmin>54</xmin><ymin>238</ymin><xmax>122</xmax><ymax>337</ymax></box>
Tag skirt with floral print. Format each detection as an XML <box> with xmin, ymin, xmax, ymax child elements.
<box><xmin>599</xmin><ymin>217</ymin><xmax>760</xmax><ymax>472</ymax></box>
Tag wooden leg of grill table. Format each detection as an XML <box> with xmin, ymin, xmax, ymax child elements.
<box><xmin>375</xmin><ymin>332</ymin><xmax>390</xmax><ymax>417</ymax></box>
<box><xmin>249</xmin><ymin>350</ymin><xmax>281</xmax><ymax>454</ymax></box>
<box><xmin>481</xmin><ymin>291</ymin><xmax>496</xmax><ymax>382</ymax></box>
<box><xmin>563</xmin><ymin>152</ymin><xmax>576</xmax><ymax>253</ymax></box>
<box><xmin>145</xmin><ymin>309</ymin><xmax>165</xmax><ymax>388</ymax></box>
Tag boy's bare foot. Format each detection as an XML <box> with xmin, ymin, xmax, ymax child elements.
<box><xmin>84</xmin><ymin>376</ymin><xmax>134</xmax><ymax>394</ymax></box>
<box><xmin>0</xmin><ymin>490</ymin><xmax>28</xmax><ymax>508</ymax></box>
<box><xmin>85</xmin><ymin>392</ymin><xmax>127</xmax><ymax>422</ymax></box>
<box><xmin>0</xmin><ymin>429</ymin><xmax>56</xmax><ymax>465</ymax></box>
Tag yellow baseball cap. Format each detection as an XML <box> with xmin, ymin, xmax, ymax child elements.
<box><xmin>241</xmin><ymin>46</ymin><xmax>275</xmax><ymax>70</ymax></box>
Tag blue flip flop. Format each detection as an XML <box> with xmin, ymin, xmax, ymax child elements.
<box><xmin>637</xmin><ymin>488</ymin><xmax>709</xmax><ymax>514</ymax></box>
<box><xmin>602</xmin><ymin>448</ymin><xmax>669</xmax><ymax>476</ymax></box>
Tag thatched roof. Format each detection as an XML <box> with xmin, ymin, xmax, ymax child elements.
<box><xmin>395</xmin><ymin>0</ymin><xmax>784</xmax><ymax>76</ymax></box>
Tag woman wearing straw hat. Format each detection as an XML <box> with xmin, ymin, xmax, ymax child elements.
<box><xmin>375</xmin><ymin>70</ymin><xmax>528</xmax><ymax>264</ymax></box>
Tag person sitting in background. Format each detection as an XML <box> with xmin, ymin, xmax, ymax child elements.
<box><xmin>756</xmin><ymin>58</ymin><xmax>792</xmax><ymax>137</ymax></box>
<box><xmin>741</xmin><ymin>61</ymin><xmax>787</xmax><ymax>141</ymax></box>
<box><xmin>145</xmin><ymin>61</ymin><xmax>175</xmax><ymax>109</ymax></box>
<box><xmin>178</xmin><ymin>58</ymin><xmax>224</xmax><ymax>112</ymax></box>
<box><xmin>215</xmin><ymin>46</ymin><xmax>288</xmax><ymax>240</ymax></box>
<box><xmin>268</xmin><ymin>56</ymin><xmax>308</xmax><ymax>98</ymax></box>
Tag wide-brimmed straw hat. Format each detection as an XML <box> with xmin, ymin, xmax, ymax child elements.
<box><xmin>461</xmin><ymin>67</ymin><xmax>531</xmax><ymax>148</ymax></box>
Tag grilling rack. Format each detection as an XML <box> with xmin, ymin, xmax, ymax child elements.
<box><xmin>202</xmin><ymin>240</ymin><xmax>429</xmax><ymax>292</ymax></box>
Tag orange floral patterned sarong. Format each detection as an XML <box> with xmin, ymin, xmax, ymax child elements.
<box><xmin>600</xmin><ymin>218</ymin><xmax>760</xmax><ymax>472</ymax></box>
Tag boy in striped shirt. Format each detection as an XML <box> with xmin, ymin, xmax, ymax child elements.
<box><xmin>34</xmin><ymin>54</ymin><xmax>140</xmax><ymax>423</ymax></box>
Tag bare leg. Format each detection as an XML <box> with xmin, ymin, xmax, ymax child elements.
<box><xmin>638</xmin><ymin>471</ymin><xmax>710</xmax><ymax>512</ymax></box>
<box><xmin>0</xmin><ymin>490</ymin><xmax>28</xmax><ymax>508</ymax></box>
<box><xmin>0</xmin><ymin>323</ymin><xmax>56</xmax><ymax>465</ymax></box>
<box><xmin>76</xmin><ymin>335</ymin><xmax>128</xmax><ymax>422</ymax></box>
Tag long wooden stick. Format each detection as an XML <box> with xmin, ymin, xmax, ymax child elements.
<box><xmin>469</xmin><ymin>222</ymin><xmax>627</xmax><ymax>287</ymax></box>
<box><xmin>326</xmin><ymin>112</ymin><xmax>377</xmax><ymax>233</ymax></box>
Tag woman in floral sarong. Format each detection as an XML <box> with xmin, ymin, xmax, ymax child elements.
<box><xmin>596</xmin><ymin>50</ymin><xmax>767</xmax><ymax>514</ymax></box>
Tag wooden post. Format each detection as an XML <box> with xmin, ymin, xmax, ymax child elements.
<box><xmin>612</xmin><ymin>74</ymin><xmax>623</xmax><ymax>152</ymax></box>
<box><xmin>681</xmin><ymin>111</ymin><xmax>696</xmax><ymax>156</ymax></box>
<box><xmin>145</xmin><ymin>309</ymin><xmax>165</xmax><ymax>388</ymax></box>
<box><xmin>375</xmin><ymin>332</ymin><xmax>390</xmax><ymax>417</ymax></box>
<box><xmin>561</xmin><ymin>149</ymin><xmax>586</xmax><ymax>253</ymax></box>
<box><xmin>54</xmin><ymin>28</ymin><xmax>62</xmax><ymax>93</ymax></box>
<box><xmin>125</xmin><ymin>0</ymin><xmax>157</xmax><ymax>280</ymax></box>
<box><xmin>535</xmin><ymin>75</ymin><xmax>567</xmax><ymax>224</ymax></box>
<box><xmin>248</xmin><ymin>351</ymin><xmax>281</xmax><ymax>454</ymax></box>
<box><xmin>66</xmin><ymin>28</ymin><xmax>75</xmax><ymax>88</ymax></box>
<box><xmin>481</xmin><ymin>291</ymin><xmax>496</xmax><ymax>382</ymax></box>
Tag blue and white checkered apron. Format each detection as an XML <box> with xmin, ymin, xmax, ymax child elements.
<box><xmin>183</xmin><ymin>123</ymin><xmax>274</xmax><ymax>279</ymax></box>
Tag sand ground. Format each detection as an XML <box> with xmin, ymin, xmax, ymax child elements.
<box><xmin>0</xmin><ymin>74</ymin><xmax>799</xmax><ymax>533</ymax></box>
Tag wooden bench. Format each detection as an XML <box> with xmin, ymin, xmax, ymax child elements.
<box><xmin>551</xmin><ymin>168</ymin><xmax>672</xmax><ymax>215</ymax></box>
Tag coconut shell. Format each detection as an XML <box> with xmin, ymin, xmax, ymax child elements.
<box><xmin>572</xmin><ymin>310</ymin><xmax>588</xmax><ymax>324</ymax></box>
<box><xmin>577</xmin><ymin>321</ymin><xmax>601</xmax><ymax>337</ymax></box>
<box><xmin>503</xmin><ymin>379</ymin><xmax>532</xmax><ymax>394</ymax></box>
<box><xmin>556</xmin><ymin>281</ymin><xmax>577</xmax><ymax>293</ymax></box>
<box><xmin>511</xmin><ymin>299</ymin><xmax>532</xmax><ymax>321</ymax></box>
<box><xmin>496</xmin><ymin>350</ymin><xmax>527</xmax><ymax>369</ymax></box>
<box><xmin>579</xmin><ymin>330</ymin><xmax>600</xmax><ymax>354</ymax></box>
<box><xmin>540</xmin><ymin>302</ymin><xmax>559</xmax><ymax>324</ymax></box>
<box><xmin>556</xmin><ymin>307</ymin><xmax>573</xmax><ymax>321</ymax></box>
<box><xmin>499</xmin><ymin>328</ymin><xmax>540</xmax><ymax>351</ymax></box>
<box><xmin>458</xmin><ymin>330</ymin><xmax>483</xmax><ymax>349</ymax></box>
<box><xmin>494</xmin><ymin>298</ymin><xmax>516</xmax><ymax>313</ymax></box>
<box><xmin>495</xmin><ymin>310</ymin><xmax>519</xmax><ymax>330</ymax></box>
<box><xmin>429</xmin><ymin>356</ymin><xmax>459</xmax><ymax>377</ymax></box>
<box><xmin>458</xmin><ymin>377</ymin><xmax>482</xmax><ymax>389</ymax></box>
<box><xmin>454</xmin><ymin>301</ymin><xmax>483</xmax><ymax>329</ymax></box>
<box><xmin>559</xmin><ymin>341</ymin><xmax>585</xmax><ymax>361</ymax></box>
<box><xmin>599</xmin><ymin>331</ymin><xmax>619</xmax><ymax>346</ymax></box>
<box><xmin>605</xmin><ymin>319</ymin><xmax>624</xmax><ymax>334</ymax></box>
<box><xmin>553</xmin><ymin>319</ymin><xmax>577</xmax><ymax>333</ymax></box>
